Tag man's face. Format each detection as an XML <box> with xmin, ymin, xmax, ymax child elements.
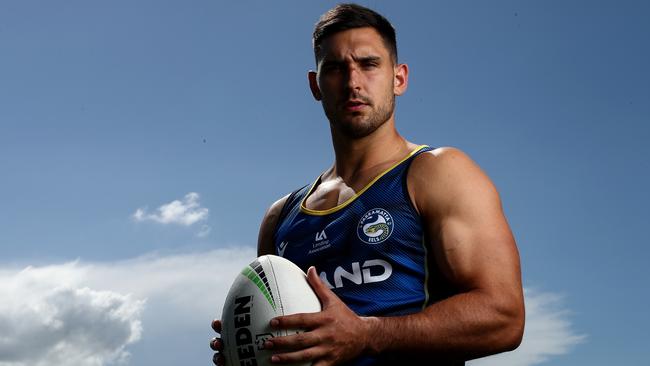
<box><xmin>310</xmin><ymin>27</ymin><xmax>407</xmax><ymax>139</ymax></box>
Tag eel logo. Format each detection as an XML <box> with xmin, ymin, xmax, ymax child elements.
<box><xmin>357</xmin><ymin>208</ymin><xmax>394</xmax><ymax>244</ymax></box>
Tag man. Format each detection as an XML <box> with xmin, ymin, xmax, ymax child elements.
<box><xmin>211</xmin><ymin>4</ymin><xmax>524</xmax><ymax>365</ymax></box>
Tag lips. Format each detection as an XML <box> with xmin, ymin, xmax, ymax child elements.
<box><xmin>343</xmin><ymin>100</ymin><xmax>369</xmax><ymax>111</ymax></box>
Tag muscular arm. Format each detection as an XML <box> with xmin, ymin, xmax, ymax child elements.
<box><xmin>264</xmin><ymin>148</ymin><xmax>524</xmax><ymax>365</ymax></box>
<box><xmin>257</xmin><ymin>194</ymin><xmax>290</xmax><ymax>256</ymax></box>
<box><xmin>363</xmin><ymin>147</ymin><xmax>525</xmax><ymax>360</ymax></box>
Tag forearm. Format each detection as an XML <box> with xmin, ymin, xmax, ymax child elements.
<box><xmin>363</xmin><ymin>289</ymin><xmax>524</xmax><ymax>361</ymax></box>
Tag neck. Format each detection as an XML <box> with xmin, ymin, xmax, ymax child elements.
<box><xmin>328</xmin><ymin>117</ymin><xmax>411</xmax><ymax>181</ymax></box>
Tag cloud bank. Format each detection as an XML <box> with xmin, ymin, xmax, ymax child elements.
<box><xmin>0</xmin><ymin>249</ymin><xmax>583</xmax><ymax>366</ymax></box>
<box><xmin>469</xmin><ymin>289</ymin><xmax>586</xmax><ymax>366</ymax></box>
<box><xmin>0</xmin><ymin>267</ymin><xmax>143</xmax><ymax>366</ymax></box>
<box><xmin>132</xmin><ymin>192</ymin><xmax>209</xmax><ymax>226</ymax></box>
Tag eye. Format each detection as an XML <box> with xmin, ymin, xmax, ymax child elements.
<box><xmin>361</xmin><ymin>61</ymin><xmax>379</xmax><ymax>69</ymax></box>
<box><xmin>321</xmin><ymin>63</ymin><xmax>342</xmax><ymax>74</ymax></box>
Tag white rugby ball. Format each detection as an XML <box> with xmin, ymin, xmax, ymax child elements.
<box><xmin>221</xmin><ymin>255</ymin><xmax>321</xmax><ymax>366</ymax></box>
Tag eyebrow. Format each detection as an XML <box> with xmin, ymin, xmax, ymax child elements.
<box><xmin>321</xmin><ymin>55</ymin><xmax>382</xmax><ymax>67</ymax></box>
<box><xmin>354</xmin><ymin>55</ymin><xmax>381</xmax><ymax>63</ymax></box>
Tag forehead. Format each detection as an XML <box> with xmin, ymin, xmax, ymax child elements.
<box><xmin>317</xmin><ymin>27</ymin><xmax>390</xmax><ymax>62</ymax></box>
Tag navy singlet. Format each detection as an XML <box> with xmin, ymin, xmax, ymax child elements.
<box><xmin>273</xmin><ymin>145</ymin><xmax>463</xmax><ymax>366</ymax></box>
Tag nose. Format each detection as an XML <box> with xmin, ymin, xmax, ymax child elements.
<box><xmin>345</xmin><ymin>66</ymin><xmax>361</xmax><ymax>92</ymax></box>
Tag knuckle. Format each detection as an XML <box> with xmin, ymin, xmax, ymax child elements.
<box><xmin>301</xmin><ymin>348</ymin><xmax>314</xmax><ymax>360</ymax></box>
<box><xmin>321</xmin><ymin>332</ymin><xmax>334</xmax><ymax>344</ymax></box>
<box><xmin>272</xmin><ymin>337</ymin><xmax>285</xmax><ymax>348</ymax></box>
<box><xmin>295</xmin><ymin>333</ymin><xmax>307</xmax><ymax>346</ymax></box>
<box><xmin>295</xmin><ymin>313</ymin><xmax>308</xmax><ymax>325</ymax></box>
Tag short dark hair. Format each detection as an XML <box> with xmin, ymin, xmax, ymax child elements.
<box><xmin>312</xmin><ymin>3</ymin><xmax>398</xmax><ymax>64</ymax></box>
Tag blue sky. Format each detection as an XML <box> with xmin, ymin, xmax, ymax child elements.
<box><xmin>1</xmin><ymin>1</ymin><xmax>648</xmax><ymax>365</ymax></box>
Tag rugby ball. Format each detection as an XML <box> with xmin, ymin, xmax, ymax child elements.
<box><xmin>221</xmin><ymin>255</ymin><xmax>321</xmax><ymax>366</ymax></box>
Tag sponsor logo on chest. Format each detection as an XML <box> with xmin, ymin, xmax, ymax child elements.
<box><xmin>319</xmin><ymin>259</ymin><xmax>393</xmax><ymax>289</ymax></box>
<box><xmin>308</xmin><ymin>229</ymin><xmax>331</xmax><ymax>255</ymax></box>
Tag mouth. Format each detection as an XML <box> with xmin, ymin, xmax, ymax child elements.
<box><xmin>343</xmin><ymin>99</ymin><xmax>369</xmax><ymax>112</ymax></box>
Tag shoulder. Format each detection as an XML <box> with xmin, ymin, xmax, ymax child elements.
<box><xmin>410</xmin><ymin>146</ymin><xmax>480</xmax><ymax>174</ymax></box>
<box><xmin>408</xmin><ymin>147</ymin><xmax>500</xmax><ymax>217</ymax></box>
<box><xmin>267</xmin><ymin>194</ymin><xmax>292</xmax><ymax>220</ymax></box>
<box><xmin>260</xmin><ymin>193</ymin><xmax>292</xmax><ymax>235</ymax></box>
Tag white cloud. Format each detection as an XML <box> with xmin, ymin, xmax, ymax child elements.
<box><xmin>0</xmin><ymin>266</ymin><xmax>144</xmax><ymax>366</ymax></box>
<box><xmin>82</xmin><ymin>247</ymin><xmax>255</xmax><ymax>321</ymax></box>
<box><xmin>469</xmin><ymin>288</ymin><xmax>586</xmax><ymax>366</ymax></box>
<box><xmin>132</xmin><ymin>192</ymin><xmax>209</xmax><ymax>227</ymax></box>
<box><xmin>0</xmin><ymin>250</ymin><xmax>584</xmax><ymax>366</ymax></box>
<box><xmin>0</xmin><ymin>248</ymin><xmax>254</xmax><ymax>366</ymax></box>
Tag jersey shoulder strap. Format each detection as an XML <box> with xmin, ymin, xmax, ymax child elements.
<box><xmin>273</xmin><ymin>184</ymin><xmax>308</xmax><ymax>234</ymax></box>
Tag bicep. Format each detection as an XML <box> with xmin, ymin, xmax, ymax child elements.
<box><xmin>436</xmin><ymin>202</ymin><xmax>520</xmax><ymax>294</ymax></box>
<box><xmin>433</xmin><ymin>185</ymin><xmax>524</xmax><ymax>327</ymax></box>
<box><xmin>413</xmin><ymin>149</ymin><xmax>521</xmax><ymax>295</ymax></box>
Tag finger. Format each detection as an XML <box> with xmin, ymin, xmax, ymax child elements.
<box><xmin>209</xmin><ymin>337</ymin><xmax>223</xmax><ymax>351</ymax></box>
<box><xmin>264</xmin><ymin>330</ymin><xmax>319</xmax><ymax>351</ymax></box>
<box><xmin>271</xmin><ymin>312</ymin><xmax>321</xmax><ymax>330</ymax></box>
<box><xmin>212</xmin><ymin>352</ymin><xmax>224</xmax><ymax>366</ymax></box>
<box><xmin>211</xmin><ymin>319</ymin><xmax>222</xmax><ymax>333</ymax></box>
<box><xmin>312</xmin><ymin>360</ymin><xmax>332</xmax><ymax>366</ymax></box>
<box><xmin>270</xmin><ymin>345</ymin><xmax>326</xmax><ymax>364</ymax></box>
<box><xmin>306</xmin><ymin>266</ymin><xmax>338</xmax><ymax>307</ymax></box>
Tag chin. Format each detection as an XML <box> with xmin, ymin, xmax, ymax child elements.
<box><xmin>337</xmin><ymin>119</ymin><xmax>385</xmax><ymax>139</ymax></box>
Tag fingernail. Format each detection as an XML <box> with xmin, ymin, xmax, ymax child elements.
<box><xmin>270</xmin><ymin>318</ymin><xmax>279</xmax><ymax>327</ymax></box>
<box><xmin>271</xmin><ymin>355</ymin><xmax>280</xmax><ymax>363</ymax></box>
<box><xmin>263</xmin><ymin>341</ymin><xmax>273</xmax><ymax>349</ymax></box>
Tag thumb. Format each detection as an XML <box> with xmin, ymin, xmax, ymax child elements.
<box><xmin>306</xmin><ymin>266</ymin><xmax>337</xmax><ymax>307</ymax></box>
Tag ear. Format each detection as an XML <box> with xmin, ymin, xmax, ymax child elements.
<box><xmin>308</xmin><ymin>71</ymin><xmax>322</xmax><ymax>101</ymax></box>
<box><xmin>393</xmin><ymin>63</ymin><xmax>409</xmax><ymax>96</ymax></box>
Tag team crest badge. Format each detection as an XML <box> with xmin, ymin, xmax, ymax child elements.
<box><xmin>357</xmin><ymin>208</ymin><xmax>394</xmax><ymax>244</ymax></box>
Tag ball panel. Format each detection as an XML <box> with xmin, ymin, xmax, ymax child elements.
<box><xmin>267</xmin><ymin>256</ymin><xmax>321</xmax><ymax>315</ymax></box>
<box><xmin>222</xmin><ymin>264</ymin><xmax>280</xmax><ymax>366</ymax></box>
<box><xmin>221</xmin><ymin>255</ymin><xmax>322</xmax><ymax>366</ymax></box>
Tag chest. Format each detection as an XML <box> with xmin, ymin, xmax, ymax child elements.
<box><xmin>274</xmin><ymin>184</ymin><xmax>430</xmax><ymax>309</ymax></box>
<box><xmin>303</xmin><ymin>161</ymin><xmax>402</xmax><ymax>211</ymax></box>
<box><xmin>275</xmin><ymin>177</ymin><xmax>424</xmax><ymax>274</ymax></box>
<box><xmin>303</xmin><ymin>180</ymin><xmax>357</xmax><ymax>211</ymax></box>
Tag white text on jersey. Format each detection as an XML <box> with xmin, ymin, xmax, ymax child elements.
<box><xmin>319</xmin><ymin>259</ymin><xmax>393</xmax><ymax>289</ymax></box>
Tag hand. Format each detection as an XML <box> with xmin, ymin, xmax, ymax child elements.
<box><xmin>209</xmin><ymin>319</ymin><xmax>224</xmax><ymax>366</ymax></box>
<box><xmin>263</xmin><ymin>266</ymin><xmax>373</xmax><ymax>366</ymax></box>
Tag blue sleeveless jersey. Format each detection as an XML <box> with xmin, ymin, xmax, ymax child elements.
<box><xmin>274</xmin><ymin>145</ymin><xmax>434</xmax><ymax>318</ymax></box>
<box><xmin>273</xmin><ymin>145</ymin><xmax>464</xmax><ymax>365</ymax></box>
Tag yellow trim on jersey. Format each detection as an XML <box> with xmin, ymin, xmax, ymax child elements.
<box><xmin>300</xmin><ymin>145</ymin><xmax>429</xmax><ymax>216</ymax></box>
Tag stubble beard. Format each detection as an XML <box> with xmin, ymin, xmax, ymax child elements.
<box><xmin>325</xmin><ymin>94</ymin><xmax>395</xmax><ymax>139</ymax></box>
